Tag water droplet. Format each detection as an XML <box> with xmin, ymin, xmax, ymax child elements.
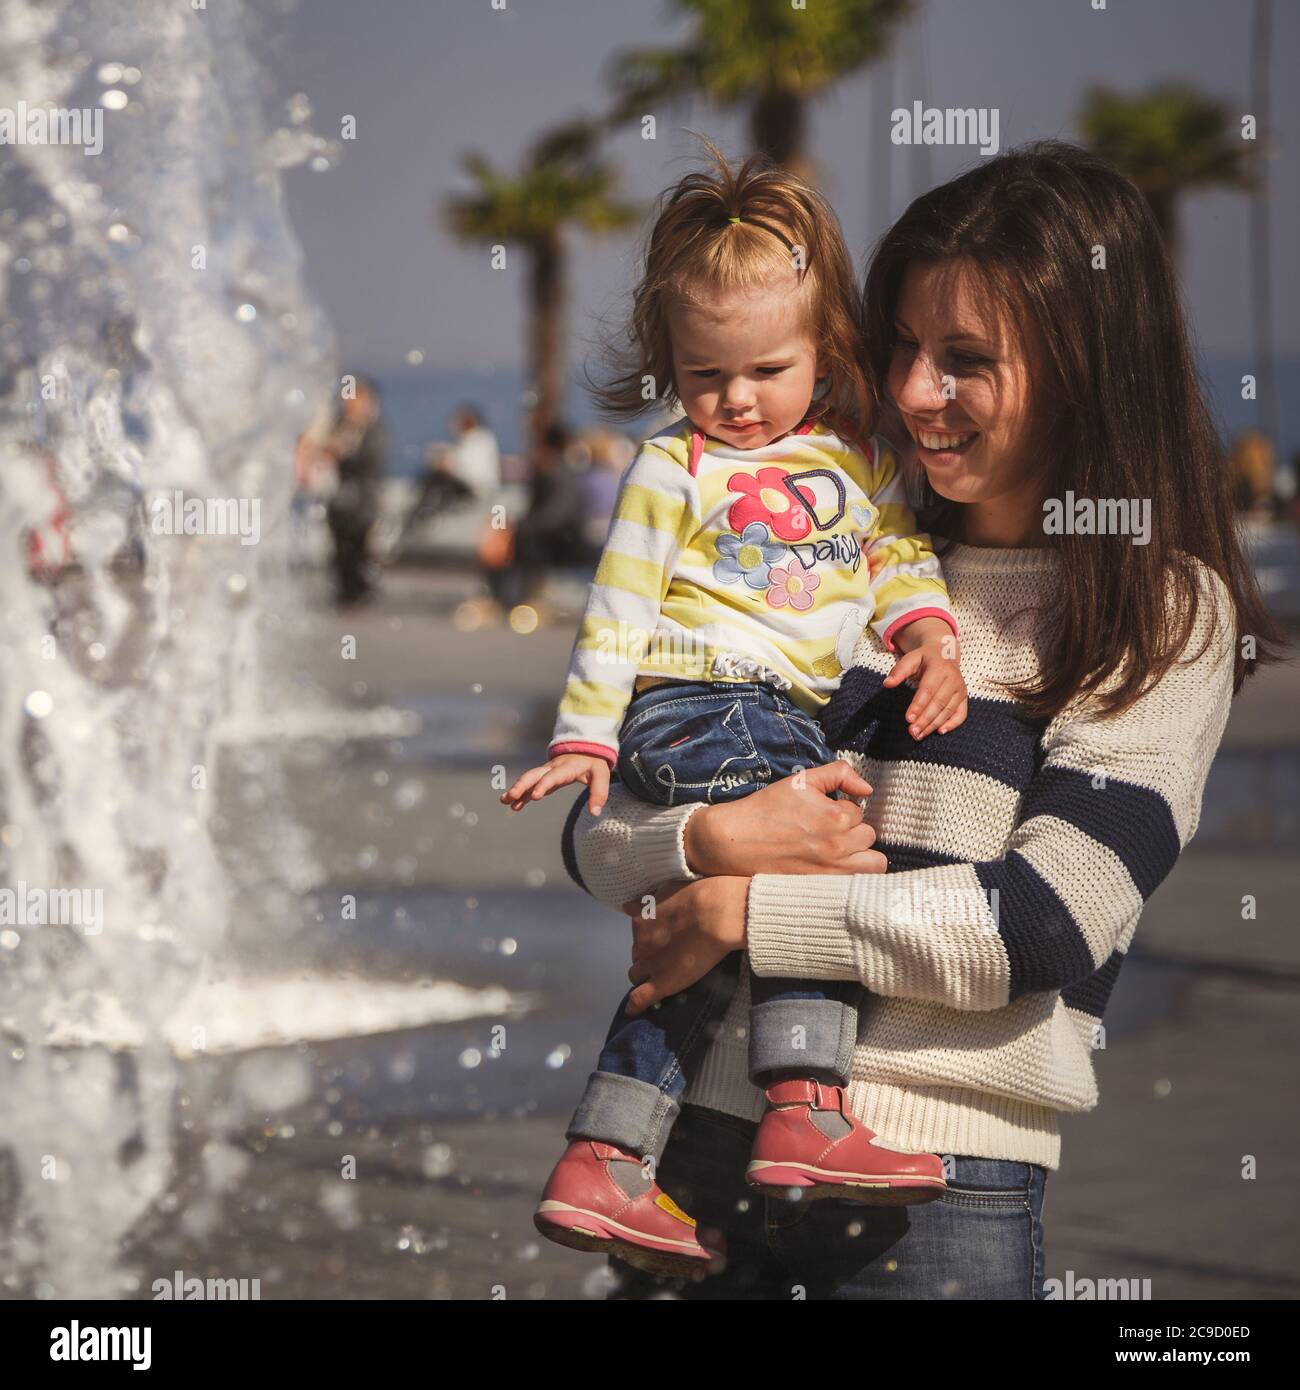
<box><xmin>525</xmin><ymin>868</ymin><xmax>546</xmax><ymax>887</ymax></box>
<box><xmin>545</xmin><ymin>1044</ymin><xmax>571</xmax><ymax>1070</ymax></box>
<box><xmin>1154</xmin><ymin>1078</ymin><xmax>1172</xmax><ymax>1098</ymax></box>
<box><xmin>101</xmin><ymin>89</ymin><xmax>129</xmax><ymax>110</ymax></box>
<box><xmin>394</xmin><ymin>780</ymin><xmax>424</xmax><ymax>810</ymax></box>
<box><xmin>422</xmin><ymin>1143</ymin><xmax>454</xmax><ymax>1178</ymax></box>
<box><xmin>499</xmin><ymin>937</ymin><xmax>517</xmax><ymax>956</ymax></box>
<box><xmin>235</xmin><ymin>303</ymin><xmax>257</xmax><ymax>322</ymax></box>
<box><xmin>406</xmin><ymin>349</ymin><xmax>424</xmax><ymax>365</ymax></box>
<box><xmin>97</xmin><ymin>62</ymin><xmax>124</xmax><ymax>83</ymax></box>
<box><xmin>459</xmin><ymin>1048</ymin><xmax>483</xmax><ymax>1069</ymax></box>
<box><xmin>24</xmin><ymin>691</ymin><xmax>53</xmax><ymax>719</ymax></box>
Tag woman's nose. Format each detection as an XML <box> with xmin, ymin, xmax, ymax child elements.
<box><xmin>721</xmin><ymin>377</ymin><xmax>757</xmax><ymax>410</ymax></box>
<box><xmin>894</xmin><ymin>352</ymin><xmax>947</xmax><ymax>414</ymax></box>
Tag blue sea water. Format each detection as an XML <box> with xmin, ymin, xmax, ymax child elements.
<box><xmin>373</xmin><ymin>367</ymin><xmax>652</xmax><ymax>476</ymax></box>
<box><xmin>373</xmin><ymin>355</ymin><xmax>1300</xmax><ymax>484</ymax></box>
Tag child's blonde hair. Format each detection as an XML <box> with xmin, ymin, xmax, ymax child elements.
<box><xmin>594</xmin><ymin>139</ymin><xmax>870</xmax><ymax>430</ymax></box>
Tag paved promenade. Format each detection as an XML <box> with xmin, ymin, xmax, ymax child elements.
<box><xmin>179</xmin><ymin>562</ymin><xmax>1297</xmax><ymax>1300</ymax></box>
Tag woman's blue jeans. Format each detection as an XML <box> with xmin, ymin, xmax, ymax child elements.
<box><xmin>566</xmin><ymin>681</ymin><xmax>860</xmax><ymax>1163</ymax></box>
<box><xmin>608</xmin><ymin>1105</ymin><xmax>1050</xmax><ymax>1300</ymax></box>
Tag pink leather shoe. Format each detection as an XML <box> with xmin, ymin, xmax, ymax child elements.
<box><xmin>534</xmin><ymin>1140</ymin><xmax>718</xmax><ymax>1279</ymax></box>
<box><xmin>746</xmin><ymin>1079</ymin><xmax>947</xmax><ymax>1205</ymax></box>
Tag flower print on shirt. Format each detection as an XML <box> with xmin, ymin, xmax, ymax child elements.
<box><xmin>713</xmin><ymin>521</ymin><xmax>786</xmax><ymax>591</ymax></box>
<box><xmin>726</xmin><ymin>467</ymin><xmax>813</xmax><ymax>542</ymax></box>
<box><xmin>766</xmin><ymin>555</ymin><xmax>820</xmax><ymax>611</ymax></box>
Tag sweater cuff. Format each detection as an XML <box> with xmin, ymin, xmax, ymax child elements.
<box><xmin>746</xmin><ymin>874</ymin><xmax>856</xmax><ymax>980</ymax></box>
<box><xmin>637</xmin><ymin>802</ymin><xmax>705</xmax><ymax>885</ymax></box>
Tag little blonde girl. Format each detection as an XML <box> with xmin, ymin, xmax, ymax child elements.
<box><xmin>502</xmin><ymin>150</ymin><xmax>967</xmax><ymax>1278</ymax></box>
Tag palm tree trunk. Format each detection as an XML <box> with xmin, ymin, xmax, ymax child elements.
<box><xmin>750</xmin><ymin>87</ymin><xmax>807</xmax><ymax>174</ymax></box>
<box><xmin>527</xmin><ymin>228</ymin><xmax>565</xmax><ymax>448</ymax></box>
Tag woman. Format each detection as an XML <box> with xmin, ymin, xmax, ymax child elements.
<box><xmin>558</xmin><ymin>141</ymin><xmax>1280</xmax><ymax>1300</ymax></box>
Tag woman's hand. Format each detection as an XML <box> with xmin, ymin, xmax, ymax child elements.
<box><xmin>621</xmin><ymin>877</ymin><xmax>749</xmax><ymax>1015</ymax></box>
<box><xmin>683</xmin><ymin>760</ymin><xmax>887</xmax><ymax>878</ymax></box>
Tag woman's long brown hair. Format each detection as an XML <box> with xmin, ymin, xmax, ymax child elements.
<box><xmin>860</xmin><ymin>140</ymin><xmax>1283</xmax><ymax>717</ymax></box>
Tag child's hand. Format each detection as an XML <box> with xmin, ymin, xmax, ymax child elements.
<box><xmin>882</xmin><ymin>620</ymin><xmax>967</xmax><ymax>740</ymax></box>
<box><xmin>501</xmin><ymin>753</ymin><xmax>612</xmax><ymax>815</ymax></box>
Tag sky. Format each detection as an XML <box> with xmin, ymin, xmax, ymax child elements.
<box><xmin>254</xmin><ymin>0</ymin><xmax>1297</xmax><ymax>379</ymax></box>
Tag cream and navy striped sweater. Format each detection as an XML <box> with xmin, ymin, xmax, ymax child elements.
<box><xmin>561</xmin><ymin>543</ymin><xmax>1236</xmax><ymax>1171</ymax></box>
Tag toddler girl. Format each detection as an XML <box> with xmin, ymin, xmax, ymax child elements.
<box><xmin>502</xmin><ymin>150</ymin><xmax>966</xmax><ymax>1278</ymax></box>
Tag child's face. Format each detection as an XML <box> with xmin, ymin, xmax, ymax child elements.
<box><xmin>669</xmin><ymin>284</ymin><xmax>821</xmax><ymax>450</ymax></box>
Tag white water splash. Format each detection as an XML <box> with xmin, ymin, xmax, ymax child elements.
<box><xmin>0</xmin><ymin>0</ymin><xmax>333</xmax><ymax>1296</ymax></box>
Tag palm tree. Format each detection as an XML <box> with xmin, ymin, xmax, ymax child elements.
<box><xmin>607</xmin><ymin>0</ymin><xmax>912</xmax><ymax>181</ymax></box>
<box><xmin>446</xmin><ymin>123</ymin><xmax>639</xmax><ymax>443</ymax></box>
<box><xmin>1078</xmin><ymin>82</ymin><xmax>1259</xmax><ymax>261</ymax></box>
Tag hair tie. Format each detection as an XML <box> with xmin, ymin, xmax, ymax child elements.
<box><xmin>728</xmin><ymin>215</ymin><xmax>741</xmax><ymax>224</ymax></box>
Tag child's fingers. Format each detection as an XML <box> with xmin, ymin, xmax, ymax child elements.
<box><xmin>586</xmin><ymin>762</ymin><xmax>611</xmax><ymax>817</ymax></box>
<box><xmin>501</xmin><ymin>766</ymin><xmax>547</xmax><ymax>805</ymax></box>
<box><xmin>938</xmin><ymin>696</ymin><xmax>969</xmax><ymax>735</ymax></box>
<box><xmin>914</xmin><ymin>690</ymin><xmax>964</xmax><ymax>740</ymax></box>
<box><xmin>528</xmin><ymin>765</ymin><xmax>581</xmax><ymax>801</ymax></box>
<box><xmin>883</xmin><ymin>649</ymin><xmax>923</xmax><ymax>688</ymax></box>
<box><xmin>905</xmin><ymin>669</ymin><xmax>956</xmax><ymax>728</ymax></box>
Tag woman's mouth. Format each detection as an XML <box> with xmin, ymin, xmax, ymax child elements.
<box><xmin>913</xmin><ymin>425</ymin><xmax>978</xmax><ymax>458</ymax></box>
<box><xmin>724</xmin><ymin>419</ymin><xmax>764</xmax><ymax>433</ymax></box>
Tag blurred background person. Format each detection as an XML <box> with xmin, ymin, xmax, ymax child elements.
<box><xmin>577</xmin><ymin>427</ymin><xmax>634</xmax><ymax>554</ymax></box>
<box><xmin>481</xmin><ymin>421</ymin><xmax>589</xmax><ymax>620</ymax></box>
<box><xmin>322</xmin><ymin>374</ymin><xmax>388</xmax><ymax>607</ymax></box>
<box><xmin>395</xmin><ymin>403</ymin><xmax>501</xmax><ymax>557</ymax></box>
<box><xmin>1229</xmin><ymin>428</ymin><xmax>1277</xmax><ymax>519</ymax></box>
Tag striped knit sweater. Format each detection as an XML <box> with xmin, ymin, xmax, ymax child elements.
<box><xmin>548</xmin><ymin>419</ymin><xmax>952</xmax><ymax>766</ymax></box>
<box><xmin>560</xmin><ymin>543</ymin><xmax>1236</xmax><ymax>1171</ymax></box>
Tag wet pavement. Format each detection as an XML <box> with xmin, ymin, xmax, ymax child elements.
<box><xmin>102</xmin><ymin>562</ymin><xmax>1300</xmax><ymax>1300</ymax></box>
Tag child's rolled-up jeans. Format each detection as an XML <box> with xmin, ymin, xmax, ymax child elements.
<box><xmin>565</xmin><ymin>680</ymin><xmax>862</xmax><ymax>1164</ymax></box>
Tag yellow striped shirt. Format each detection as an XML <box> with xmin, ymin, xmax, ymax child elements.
<box><xmin>549</xmin><ymin>418</ymin><xmax>953</xmax><ymax>761</ymax></box>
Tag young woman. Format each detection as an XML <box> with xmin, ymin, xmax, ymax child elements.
<box><xmin>558</xmin><ymin>141</ymin><xmax>1281</xmax><ymax>1300</ymax></box>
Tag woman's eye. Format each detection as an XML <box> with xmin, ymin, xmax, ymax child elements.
<box><xmin>892</xmin><ymin>338</ymin><xmax>918</xmax><ymax>355</ymax></box>
<box><xmin>949</xmin><ymin>351</ymin><xmax>991</xmax><ymax>371</ymax></box>
<box><xmin>757</xmin><ymin>366</ymin><xmax>788</xmax><ymax>377</ymax></box>
<box><xmin>689</xmin><ymin>369</ymin><xmax>718</xmax><ymax>379</ymax></box>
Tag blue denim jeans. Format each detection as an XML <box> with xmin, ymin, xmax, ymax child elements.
<box><xmin>608</xmin><ymin>1105</ymin><xmax>1050</xmax><ymax>1300</ymax></box>
<box><xmin>566</xmin><ymin>681</ymin><xmax>861</xmax><ymax>1163</ymax></box>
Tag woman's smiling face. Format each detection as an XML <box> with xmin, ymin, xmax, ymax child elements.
<box><xmin>887</xmin><ymin>258</ymin><xmax>1048</xmax><ymax>543</ymax></box>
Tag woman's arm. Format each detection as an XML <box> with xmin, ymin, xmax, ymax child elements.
<box><xmin>562</xmin><ymin>761</ymin><xmax>885</xmax><ymax>911</ymax></box>
<box><xmin>743</xmin><ymin>567</ymin><xmax>1238</xmax><ymax>1011</ymax></box>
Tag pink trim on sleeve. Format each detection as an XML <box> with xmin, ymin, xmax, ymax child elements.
<box><xmin>881</xmin><ymin>607</ymin><xmax>960</xmax><ymax>654</ymax></box>
<box><xmin>548</xmin><ymin>741</ymin><xmax>619</xmax><ymax>768</ymax></box>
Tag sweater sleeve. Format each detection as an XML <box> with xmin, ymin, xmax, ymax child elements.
<box><xmin>560</xmin><ymin>784</ymin><xmax>704</xmax><ymax>908</ymax></box>
<box><xmin>746</xmin><ymin>564</ymin><xmax>1237</xmax><ymax>1010</ymax></box>
<box><xmin>548</xmin><ymin>441</ymin><xmax>699</xmax><ymax>765</ymax></box>
<box><xmin>857</xmin><ymin>437</ymin><xmax>956</xmax><ymax>652</ymax></box>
